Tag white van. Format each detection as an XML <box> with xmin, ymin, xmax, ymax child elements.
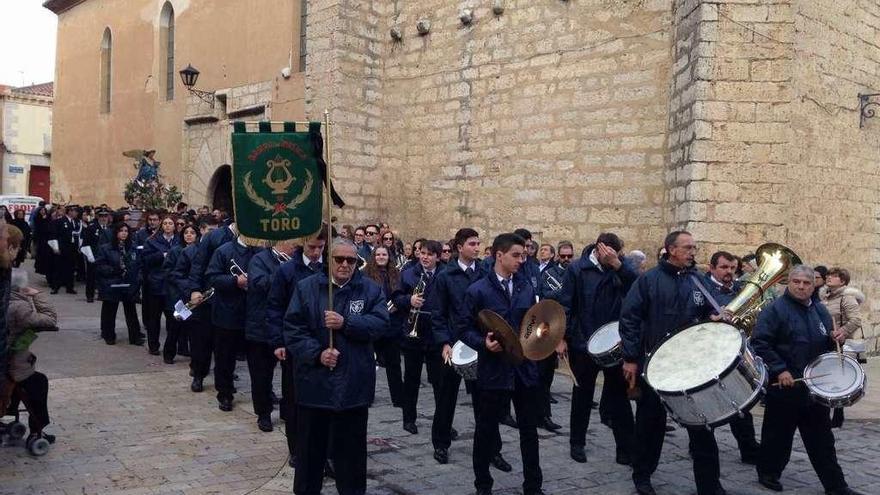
<box><xmin>0</xmin><ymin>195</ymin><xmax>45</xmax><ymax>217</ymax></box>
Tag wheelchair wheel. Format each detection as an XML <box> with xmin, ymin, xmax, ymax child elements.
<box><xmin>9</xmin><ymin>422</ymin><xmax>27</xmax><ymax>440</ymax></box>
<box><xmin>26</xmin><ymin>436</ymin><xmax>50</xmax><ymax>456</ymax></box>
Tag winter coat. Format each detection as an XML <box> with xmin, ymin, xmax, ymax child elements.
<box><xmin>142</xmin><ymin>234</ymin><xmax>181</xmax><ymax>297</ymax></box>
<box><xmin>820</xmin><ymin>286</ymin><xmax>864</xmax><ymax>338</ymax></box>
<box><xmin>187</xmin><ymin>225</ymin><xmax>236</xmax><ymax>295</ymax></box>
<box><xmin>6</xmin><ymin>290</ymin><xmax>58</xmax><ymax>382</ymax></box>
<box><xmin>245</xmin><ymin>249</ymin><xmax>284</xmax><ymax>343</ymax></box>
<box><xmin>282</xmin><ymin>270</ymin><xmax>389</xmax><ymax>410</ymax></box>
<box><xmin>95</xmin><ymin>242</ymin><xmax>142</xmax><ymax>302</ymax></box>
<box><xmin>266</xmin><ymin>249</ymin><xmax>324</xmax><ymax>350</ymax></box>
<box><xmin>204</xmin><ymin>241</ymin><xmax>260</xmax><ymax>330</ymax></box>
<box><xmin>430</xmin><ymin>258</ymin><xmax>485</xmax><ymax>347</ymax></box>
<box><xmin>392</xmin><ymin>263</ymin><xmax>444</xmax><ymax>349</ymax></box>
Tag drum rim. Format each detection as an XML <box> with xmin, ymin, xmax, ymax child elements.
<box><xmin>587</xmin><ymin>320</ymin><xmax>620</xmax><ymax>355</ymax></box>
<box><xmin>804</xmin><ymin>353</ymin><xmax>866</xmax><ymax>397</ymax></box>
<box><xmin>645</xmin><ymin>320</ymin><xmax>748</xmax><ymax>395</ymax></box>
<box><xmin>666</xmin><ymin>363</ymin><xmax>767</xmax><ymax>428</ymax></box>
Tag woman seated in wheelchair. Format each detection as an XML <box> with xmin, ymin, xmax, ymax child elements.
<box><xmin>3</xmin><ymin>225</ymin><xmax>58</xmax><ymax>452</ymax></box>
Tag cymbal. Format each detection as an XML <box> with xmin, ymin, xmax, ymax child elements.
<box><xmin>520</xmin><ymin>300</ymin><xmax>566</xmax><ymax>361</ymax></box>
<box><xmin>477</xmin><ymin>309</ymin><xmax>524</xmax><ymax>365</ymax></box>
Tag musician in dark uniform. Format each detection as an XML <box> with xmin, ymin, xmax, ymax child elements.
<box><xmin>619</xmin><ymin>231</ymin><xmax>721</xmax><ymax>495</ymax></box>
<box><xmin>702</xmin><ymin>251</ymin><xmax>760</xmax><ymax>464</ymax></box>
<box><xmin>82</xmin><ymin>209</ymin><xmax>113</xmax><ymax>302</ymax></box>
<box><xmin>135</xmin><ymin>211</ymin><xmax>161</xmax><ymax>327</ymax></box>
<box><xmin>557</xmin><ymin>233</ymin><xmax>636</xmax><ymax>465</ymax></box>
<box><xmin>204</xmin><ymin>236</ymin><xmax>259</xmax><ymax>412</ymax></box>
<box><xmin>245</xmin><ymin>239</ymin><xmax>297</xmax><ymax>433</ymax></box>
<box><xmin>48</xmin><ymin>206</ymin><xmax>81</xmax><ymax>294</ymax></box>
<box><xmin>460</xmin><ymin>233</ymin><xmax>544</xmax><ymax>495</ymax></box>
<box><xmin>283</xmin><ymin>238</ymin><xmax>388</xmax><ymax>495</ymax></box>
<box><xmin>393</xmin><ymin>240</ymin><xmax>444</xmax><ymax>435</ymax></box>
<box><xmin>751</xmin><ymin>265</ymin><xmax>864</xmax><ymax>495</ymax></box>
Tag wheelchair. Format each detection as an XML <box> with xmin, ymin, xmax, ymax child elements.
<box><xmin>1</xmin><ymin>382</ymin><xmax>52</xmax><ymax>456</ymax></box>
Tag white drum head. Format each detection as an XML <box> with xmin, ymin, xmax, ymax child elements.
<box><xmin>452</xmin><ymin>341</ymin><xmax>477</xmax><ymax>365</ymax></box>
<box><xmin>805</xmin><ymin>353</ymin><xmax>864</xmax><ymax>398</ymax></box>
<box><xmin>646</xmin><ymin>322</ymin><xmax>743</xmax><ymax>392</ymax></box>
<box><xmin>588</xmin><ymin>321</ymin><xmax>620</xmax><ymax>355</ymax></box>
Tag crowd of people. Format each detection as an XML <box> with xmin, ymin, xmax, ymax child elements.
<box><xmin>0</xmin><ymin>203</ymin><xmax>869</xmax><ymax>495</ymax></box>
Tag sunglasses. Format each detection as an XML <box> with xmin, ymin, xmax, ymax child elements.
<box><xmin>366</xmin><ymin>231</ymin><xmax>378</xmax><ymax>235</ymax></box>
<box><xmin>176</xmin><ymin>222</ymin><xmax>185</xmax><ymax>226</ymax></box>
<box><xmin>442</xmin><ymin>249</ymin><xmax>451</xmax><ymax>253</ymax></box>
<box><xmin>332</xmin><ymin>256</ymin><xmax>359</xmax><ymax>265</ymax></box>
<box><xmin>559</xmin><ymin>254</ymin><xmax>573</xmax><ymax>259</ymax></box>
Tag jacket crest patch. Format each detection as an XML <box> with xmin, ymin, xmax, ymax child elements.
<box><xmin>693</xmin><ymin>290</ymin><xmax>704</xmax><ymax>306</ymax></box>
<box><xmin>349</xmin><ymin>299</ymin><xmax>364</xmax><ymax>314</ymax></box>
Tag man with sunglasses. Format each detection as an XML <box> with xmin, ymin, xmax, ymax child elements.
<box><xmin>283</xmin><ymin>238</ymin><xmax>389</xmax><ymax>495</ymax></box>
<box><xmin>352</xmin><ymin>226</ymin><xmax>369</xmax><ymax>260</ymax></box>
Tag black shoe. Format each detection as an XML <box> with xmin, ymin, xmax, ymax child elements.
<box><xmin>148</xmin><ymin>349</ymin><xmax>160</xmax><ymax>356</ymax></box>
<box><xmin>539</xmin><ymin>416</ymin><xmax>561</xmax><ymax>432</ymax></box>
<box><xmin>66</xmin><ymin>289</ymin><xmax>77</xmax><ymax>294</ymax></box>
<box><xmin>403</xmin><ymin>421</ymin><xmax>418</xmax><ymax>434</ymax></box>
<box><xmin>191</xmin><ymin>378</ymin><xmax>204</xmax><ymax>393</ymax></box>
<box><xmin>163</xmin><ymin>357</ymin><xmax>174</xmax><ymax>364</ymax></box>
<box><xmin>433</xmin><ymin>447</ymin><xmax>449</xmax><ymax>464</ymax></box>
<box><xmin>570</xmin><ymin>445</ymin><xmax>587</xmax><ymax>463</ymax></box>
<box><xmin>450</xmin><ymin>427</ymin><xmax>459</xmax><ymax>440</ymax></box>
<box><xmin>490</xmin><ymin>453</ymin><xmax>512</xmax><ymax>472</ymax></box>
<box><xmin>218</xmin><ymin>398</ymin><xmax>233</xmax><ymax>412</ymax></box>
<box><xmin>499</xmin><ymin>414</ymin><xmax>518</xmax><ymax>429</ymax></box>
<box><xmin>257</xmin><ymin>414</ymin><xmax>273</xmax><ymax>432</ymax></box>
<box><xmin>635</xmin><ymin>482</ymin><xmax>657</xmax><ymax>495</ymax></box>
<box><xmin>827</xmin><ymin>488</ymin><xmax>866</xmax><ymax>495</ymax></box>
<box><xmin>757</xmin><ymin>474</ymin><xmax>783</xmax><ymax>492</ymax></box>
<box><xmin>104</xmin><ymin>338</ymin><xmax>116</xmax><ymax>345</ymax></box>
<box><xmin>324</xmin><ymin>460</ymin><xmax>336</xmax><ymax>479</ymax></box>
<box><xmin>615</xmin><ymin>448</ymin><xmax>631</xmax><ymax>466</ymax></box>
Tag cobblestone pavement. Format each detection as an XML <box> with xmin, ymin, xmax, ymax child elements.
<box><xmin>2</xmin><ymin>262</ymin><xmax>880</xmax><ymax>495</ymax></box>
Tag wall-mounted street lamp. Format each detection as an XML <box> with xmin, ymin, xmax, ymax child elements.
<box><xmin>859</xmin><ymin>93</ymin><xmax>880</xmax><ymax>128</ymax></box>
<box><xmin>179</xmin><ymin>64</ymin><xmax>215</xmax><ymax>108</ymax></box>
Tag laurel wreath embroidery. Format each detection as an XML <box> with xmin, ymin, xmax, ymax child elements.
<box><xmin>243</xmin><ymin>169</ymin><xmax>314</xmax><ymax>215</ymax></box>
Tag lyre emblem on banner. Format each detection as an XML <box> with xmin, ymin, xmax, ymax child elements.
<box><xmin>243</xmin><ymin>155</ymin><xmax>314</xmax><ymax>217</ymax></box>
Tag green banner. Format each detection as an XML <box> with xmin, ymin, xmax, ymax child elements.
<box><xmin>231</xmin><ymin>122</ymin><xmax>323</xmax><ymax>241</ymax></box>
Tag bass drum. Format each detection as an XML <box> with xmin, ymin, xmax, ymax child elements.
<box><xmin>644</xmin><ymin>321</ymin><xmax>767</xmax><ymax>428</ymax></box>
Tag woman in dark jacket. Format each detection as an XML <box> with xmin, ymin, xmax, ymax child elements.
<box><xmin>363</xmin><ymin>245</ymin><xmax>404</xmax><ymax>407</ymax></box>
<box><xmin>162</xmin><ymin>224</ymin><xmax>199</xmax><ymax>361</ymax></box>
<box><xmin>11</xmin><ymin>209</ymin><xmax>32</xmax><ymax>267</ymax></box>
<box><xmin>141</xmin><ymin>215</ymin><xmax>181</xmax><ymax>358</ymax></box>
<box><xmin>95</xmin><ymin>223</ymin><xmax>143</xmax><ymax>345</ymax></box>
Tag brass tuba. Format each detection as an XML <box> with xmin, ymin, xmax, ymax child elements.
<box><xmin>726</xmin><ymin>243</ymin><xmax>801</xmax><ymax>332</ymax></box>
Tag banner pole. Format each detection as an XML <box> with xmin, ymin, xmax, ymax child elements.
<box><xmin>325</xmin><ymin>109</ymin><xmax>334</xmax><ymax>350</ymax></box>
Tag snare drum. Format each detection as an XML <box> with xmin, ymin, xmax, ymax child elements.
<box><xmin>587</xmin><ymin>321</ymin><xmax>622</xmax><ymax>368</ymax></box>
<box><xmin>645</xmin><ymin>321</ymin><xmax>767</xmax><ymax>428</ymax></box>
<box><xmin>803</xmin><ymin>353</ymin><xmax>866</xmax><ymax>409</ymax></box>
<box><xmin>451</xmin><ymin>341</ymin><xmax>478</xmax><ymax>381</ymax></box>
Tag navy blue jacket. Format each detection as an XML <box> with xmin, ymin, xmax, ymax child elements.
<box><xmin>392</xmin><ymin>263</ymin><xmax>443</xmax><ymax>349</ymax></box>
<box><xmin>245</xmin><ymin>249</ymin><xmax>285</xmax><ymax>343</ymax></box>
<box><xmin>356</xmin><ymin>242</ymin><xmax>373</xmax><ymax>262</ymax></box>
<box><xmin>83</xmin><ymin>221</ymin><xmax>112</xmax><ymax>252</ymax></box>
<box><xmin>170</xmin><ymin>244</ymin><xmax>200</xmax><ymax>319</ymax></box>
<box><xmin>619</xmin><ymin>260</ymin><xmax>712</xmax><ymax>364</ymax></box>
<box><xmin>539</xmin><ymin>263</ymin><xmax>567</xmax><ymax>300</ymax></box>
<box><xmin>266</xmin><ymin>250</ymin><xmax>324</xmax><ymax>349</ymax></box>
<box><xmin>187</xmin><ymin>225</ymin><xmax>236</xmax><ymax>297</ymax></box>
<box><xmin>751</xmin><ymin>290</ymin><xmax>834</xmax><ymax>380</ymax></box>
<box><xmin>142</xmin><ymin>233</ymin><xmax>181</xmax><ymax>296</ymax></box>
<box><xmin>430</xmin><ymin>258</ymin><xmax>485</xmax><ymax>347</ymax></box>
<box><xmin>161</xmin><ymin>244</ymin><xmax>186</xmax><ymax>311</ymax></box>
<box><xmin>701</xmin><ymin>272</ymin><xmax>741</xmax><ymax>307</ymax></box>
<box><xmin>205</xmin><ymin>241</ymin><xmax>260</xmax><ymax>330</ymax></box>
<box><xmin>460</xmin><ymin>270</ymin><xmax>539</xmax><ymax>391</ymax></box>
<box><xmin>282</xmin><ymin>270</ymin><xmax>389</xmax><ymax>410</ymax></box>
<box><xmin>557</xmin><ymin>249</ymin><xmax>638</xmax><ymax>354</ymax></box>
<box><xmin>481</xmin><ymin>255</ymin><xmax>541</xmax><ymax>291</ymax></box>
<box><xmin>95</xmin><ymin>242</ymin><xmax>142</xmax><ymax>302</ymax></box>
<box><xmin>133</xmin><ymin>227</ymin><xmax>154</xmax><ymax>248</ymax></box>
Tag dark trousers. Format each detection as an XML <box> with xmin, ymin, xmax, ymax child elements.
<box><xmin>50</xmin><ymin>252</ymin><xmax>75</xmax><ymax>290</ymax></box>
<box><xmin>161</xmin><ymin>310</ymin><xmax>181</xmax><ymax>360</ymax></box>
<box><xmin>537</xmin><ymin>354</ymin><xmax>557</xmax><ymax>418</ymax></box>
<box><xmin>295</xmin><ymin>406</ymin><xmax>368</xmax><ymax>495</ymax></box>
<box><xmin>13</xmin><ymin>372</ymin><xmax>50</xmax><ymax>432</ymax></box>
<box><xmin>374</xmin><ymin>337</ymin><xmax>403</xmax><ymax>407</ymax></box>
<box><xmin>85</xmin><ymin>261</ymin><xmax>97</xmax><ymax>300</ymax></box>
<box><xmin>632</xmin><ymin>379</ymin><xmax>720</xmax><ymax>495</ymax></box>
<box><xmin>188</xmin><ymin>307</ymin><xmax>213</xmax><ymax>379</ymax></box>
<box><xmin>280</xmin><ymin>358</ymin><xmax>297</xmax><ymax>456</ymax></box>
<box><xmin>469</xmin><ymin>382</ymin><xmax>502</xmax><ymax>456</ymax></box>
<box><xmin>401</xmin><ymin>346</ymin><xmax>443</xmax><ymax>423</ymax></box>
<box><xmin>473</xmin><ymin>382</ymin><xmax>542</xmax><ymax>493</ymax></box>
<box><xmin>246</xmin><ymin>341</ymin><xmax>279</xmax><ymax>416</ymax></box>
<box><xmin>213</xmin><ymin>326</ymin><xmax>241</xmax><ymax>401</ymax></box>
<box><xmin>100</xmin><ymin>300</ymin><xmax>141</xmax><ymax>343</ymax></box>
<box><xmin>143</xmin><ymin>293</ymin><xmax>165</xmax><ymax>352</ymax></box>
<box><xmin>431</xmin><ymin>361</ymin><xmax>461</xmax><ymax>450</ymax></box>
<box><xmin>569</xmin><ymin>352</ymin><xmax>634</xmax><ymax>455</ymax></box>
<box><xmin>757</xmin><ymin>388</ymin><xmax>847</xmax><ymax>492</ymax></box>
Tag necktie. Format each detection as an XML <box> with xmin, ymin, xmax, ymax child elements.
<box><xmin>465</xmin><ymin>267</ymin><xmax>474</xmax><ymax>276</ymax></box>
<box><xmin>503</xmin><ymin>278</ymin><xmax>512</xmax><ymax>296</ymax></box>
<box><xmin>309</xmin><ymin>261</ymin><xmax>321</xmax><ymax>272</ymax></box>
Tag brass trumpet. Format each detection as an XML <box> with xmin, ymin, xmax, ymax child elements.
<box><xmin>230</xmin><ymin>259</ymin><xmax>247</xmax><ymax>277</ymax></box>
<box><xmin>406</xmin><ymin>272</ymin><xmax>427</xmax><ymax>338</ymax></box>
<box><xmin>544</xmin><ymin>271</ymin><xmax>563</xmax><ymax>292</ymax></box>
<box><xmin>273</xmin><ymin>249</ymin><xmax>292</xmax><ymax>264</ymax></box>
<box><xmin>174</xmin><ymin>288</ymin><xmax>215</xmax><ymax>320</ymax></box>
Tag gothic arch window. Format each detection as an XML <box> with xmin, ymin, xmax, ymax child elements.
<box><xmin>160</xmin><ymin>2</ymin><xmax>175</xmax><ymax>100</ymax></box>
<box><xmin>299</xmin><ymin>0</ymin><xmax>307</xmax><ymax>72</ymax></box>
<box><xmin>100</xmin><ymin>27</ymin><xmax>112</xmax><ymax>113</ymax></box>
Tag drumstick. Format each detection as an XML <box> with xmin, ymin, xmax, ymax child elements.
<box><xmin>771</xmin><ymin>373</ymin><xmax>831</xmax><ymax>387</ymax></box>
<box><xmin>836</xmin><ymin>339</ymin><xmax>844</xmax><ymax>371</ymax></box>
<box><xmin>559</xmin><ymin>353</ymin><xmax>579</xmax><ymax>387</ymax></box>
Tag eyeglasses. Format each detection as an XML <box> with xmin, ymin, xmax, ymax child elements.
<box><xmin>332</xmin><ymin>256</ymin><xmax>359</xmax><ymax>265</ymax></box>
<box><xmin>559</xmin><ymin>254</ymin><xmax>573</xmax><ymax>260</ymax></box>
<box><xmin>442</xmin><ymin>249</ymin><xmax>451</xmax><ymax>253</ymax></box>
<box><xmin>176</xmin><ymin>222</ymin><xmax>185</xmax><ymax>226</ymax></box>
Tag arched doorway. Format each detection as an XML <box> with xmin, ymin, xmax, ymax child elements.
<box><xmin>208</xmin><ymin>165</ymin><xmax>232</xmax><ymax>212</ymax></box>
